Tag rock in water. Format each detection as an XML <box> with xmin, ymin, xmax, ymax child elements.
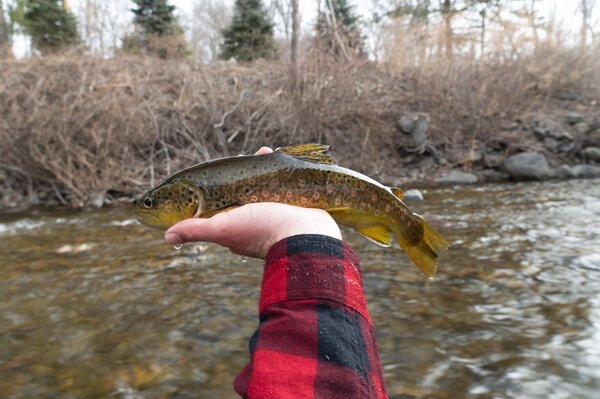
<box><xmin>89</xmin><ymin>191</ymin><xmax>106</xmax><ymax>208</ymax></box>
<box><xmin>503</xmin><ymin>152</ymin><xmax>551</xmax><ymax>180</ymax></box>
<box><xmin>436</xmin><ymin>170</ymin><xmax>478</xmax><ymax>184</ymax></box>
<box><xmin>571</xmin><ymin>164</ymin><xmax>600</xmax><ymax>179</ymax></box>
<box><xmin>480</xmin><ymin>169</ymin><xmax>509</xmax><ymax>182</ymax></box>
<box><xmin>403</xmin><ymin>189</ymin><xmax>424</xmax><ymax>201</ymax></box>
<box><xmin>552</xmin><ymin>165</ymin><xmax>576</xmax><ymax>179</ymax></box>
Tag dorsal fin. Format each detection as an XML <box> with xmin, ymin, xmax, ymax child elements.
<box><xmin>277</xmin><ymin>144</ymin><xmax>337</xmax><ymax>165</ymax></box>
<box><xmin>391</xmin><ymin>187</ymin><xmax>404</xmax><ymax>200</ymax></box>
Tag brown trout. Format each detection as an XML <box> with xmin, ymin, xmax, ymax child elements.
<box><xmin>135</xmin><ymin>144</ymin><xmax>449</xmax><ymax>277</ymax></box>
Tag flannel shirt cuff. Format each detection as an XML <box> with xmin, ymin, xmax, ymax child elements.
<box><xmin>260</xmin><ymin>234</ymin><xmax>371</xmax><ymax>325</ymax></box>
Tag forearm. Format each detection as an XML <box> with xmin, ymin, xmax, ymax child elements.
<box><xmin>234</xmin><ymin>234</ymin><xmax>388</xmax><ymax>398</ymax></box>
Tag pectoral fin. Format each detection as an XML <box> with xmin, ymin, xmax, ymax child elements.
<box><xmin>326</xmin><ymin>207</ymin><xmax>350</xmax><ymax>214</ymax></box>
<box><xmin>198</xmin><ymin>202</ymin><xmax>240</xmax><ymax>218</ymax></box>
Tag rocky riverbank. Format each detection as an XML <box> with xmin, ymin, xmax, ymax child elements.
<box><xmin>389</xmin><ymin>111</ymin><xmax>600</xmax><ymax>187</ymax></box>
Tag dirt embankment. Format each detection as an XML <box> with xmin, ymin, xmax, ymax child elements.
<box><xmin>1</xmin><ymin>50</ymin><xmax>599</xmax><ymax>208</ymax></box>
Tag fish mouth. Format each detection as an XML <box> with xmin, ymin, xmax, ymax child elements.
<box><xmin>192</xmin><ymin>198</ymin><xmax>202</xmax><ymax>218</ymax></box>
<box><xmin>134</xmin><ymin>208</ymin><xmax>164</xmax><ymax>229</ymax></box>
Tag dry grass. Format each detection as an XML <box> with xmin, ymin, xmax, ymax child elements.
<box><xmin>0</xmin><ymin>43</ymin><xmax>598</xmax><ymax>207</ymax></box>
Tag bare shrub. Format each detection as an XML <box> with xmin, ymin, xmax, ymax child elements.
<box><xmin>0</xmin><ymin>44</ymin><xmax>598</xmax><ymax>207</ymax></box>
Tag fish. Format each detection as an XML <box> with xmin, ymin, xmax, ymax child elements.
<box><xmin>135</xmin><ymin>144</ymin><xmax>449</xmax><ymax>277</ymax></box>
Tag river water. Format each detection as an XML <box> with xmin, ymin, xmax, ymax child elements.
<box><xmin>1</xmin><ymin>180</ymin><xmax>599</xmax><ymax>398</ymax></box>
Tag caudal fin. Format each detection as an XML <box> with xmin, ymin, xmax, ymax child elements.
<box><xmin>398</xmin><ymin>218</ymin><xmax>449</xmax><ymax>278</ymax></box>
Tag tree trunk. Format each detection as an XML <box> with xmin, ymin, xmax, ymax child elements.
<box><xmin>480</xmin><ymin>8</ymin><xmax>486</xmax><ymax>58</ymax></box>
<box><xmin>529</xmin><ymin>0</ymin><xmax>539</xmax><ymax>49</ymax></box>
<box><xmin>580</xmin><ymin>0</ymin><xmax>589</xmax><ymax>51</ymax></box>
<box><xmin>290</xmin><ymin>0</ymin><xmax>299</xmax><ymax>90</ymax></box>
<box><xmin>441</xmin><ymin>0</ymin><xmax>453</xmax><ymax>61</ymax></box>
<box><xmin>0</xmin><ymin>0</ymin><xmax>11</xmax><ymax>58</ymax></box>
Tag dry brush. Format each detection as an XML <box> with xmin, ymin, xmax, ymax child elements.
<box><xmin>0</xmin><ymin>47</ymin><xmax>598</xmax><ymax>207</ymax></box>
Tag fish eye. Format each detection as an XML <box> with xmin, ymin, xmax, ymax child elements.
<box><xmin>143</xmin><ymin>197</ymin><xmax>153</xmax><ymax>208</ymax></box>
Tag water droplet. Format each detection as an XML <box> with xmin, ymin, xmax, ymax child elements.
<box><xmin>427</xmin><ymin>276</ymin><xmax>435</xmax><ymax>281</ymax></box>
<box><xmin>173</xmin><ymin>243</ymin><xmax>183</xmax><ymax>250</ymax></box>
<box><xmin>240</xmin><ymin>255</ymin><xmax>248</xmax><ymax>263</ymax></box>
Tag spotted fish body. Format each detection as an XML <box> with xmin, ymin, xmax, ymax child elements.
<box><xmin>135</xmin><ymin>144</ymin><xmax>449</xmax><ymax>277</ymax></box>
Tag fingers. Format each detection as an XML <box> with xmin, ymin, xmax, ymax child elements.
<box><xmin>255</xmin><ymin>146</ymin><xmax>273</xmax><ymax>155</ymax></box>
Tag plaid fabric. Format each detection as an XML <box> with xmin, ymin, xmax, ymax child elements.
<box><xmin>234</xmin><ymin>234</ymin><xmax>388</xmax><ymax>398</ymax></box>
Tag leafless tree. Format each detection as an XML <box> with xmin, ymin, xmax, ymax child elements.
<box><xmin>271</xmin><ymin>0</ymin><xmax>292</xmax><ymax>39</ymax></box>
<box><xmin>0</xmin><ymin>0</ymin><xmax>10</xmax><ymax>58</ymax></box>
<box><xmin>74</xmin><ymin>0</ymin><xmax>131</xmax><ymax>55</ymax></box>
<box><xmin>291</xmin><ymin>0</ymin><xmax>299</xmax><ymax>87</ymax></box>
<box><xmin>579</xmin><ymin>0</ymin><xmax>596</xmax><ymax>51</ymax></box>
<box><xmin>190</xmin><ymin>0</ymin><xmax>232</xmax><ymax>63</ymax></box>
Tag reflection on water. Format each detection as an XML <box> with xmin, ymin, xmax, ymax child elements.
<box><xmin>1</xmin><ymin>180</ymin><xmax>599</xmax><ymax>398</ymax></box>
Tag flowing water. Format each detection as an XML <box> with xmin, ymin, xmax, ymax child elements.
<box><xmin>1</xmin><ymin>180</ymin><xmax>599</xmax><ymax>399</ymax></box>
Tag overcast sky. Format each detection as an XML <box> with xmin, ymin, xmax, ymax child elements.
<box><xmin>9</xmin><ymin>0</ymin><xmax>597</xmax><ymax>58</ymax></box>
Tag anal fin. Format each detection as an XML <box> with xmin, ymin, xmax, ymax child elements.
<box><xmin>327</xmin><ymin>207</ymin><xmax>394</xmax><ymax>248</ymax></box>
<box><xmin>356</xmin><ymin>225</ymin><xmax>393</xmax><ymax>247</ymax></box>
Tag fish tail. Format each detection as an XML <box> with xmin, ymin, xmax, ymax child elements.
<box><xmin>397</xmin><ymin>217</ymin><xmax>449</xmax><ymax>278</ymax></box>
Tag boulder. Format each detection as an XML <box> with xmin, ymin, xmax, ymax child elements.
<box><xmin>482</xmin><ymin>153</ymin><xmax>506</xmax><ymax>169</ymax></box>
<box><xmin>550</xmin><ymin>129</ymin><xmax>573</xmax><ymax>141</ymax></box>
<box><xmin>398</xmin><ymin>116</ymin><xmax>415</xmax><ymax>134</ymax></box>
<box><xmin>552</xmin><ymin>165</ymin><xmax>576</xmax><ymax>179</ymax></box>
<box><xmin>403</xmin><ymin>189</ymin><xmax>424</xmax><ymax>201</ymax></box>
<box><xmin>411</xmin><ymin>115</ymin><xmax>429</xmax><ymax>151</ymax></box>
<box><xmin>532</xmin><ymin>126</ymin><xmax>549</xmax><ymax>140</ymax></box>
<box><xmin>575</xmin><ymin>122</ymin><xmax>590</xmax><ymax>134</ymax></box>
<box><xmin>556</xmin><ymin>91</ymin><xmax>579</xmax><ymax>101</ymax></box>
<box><xmin>521</xmin><ymin>113</ymin><xmax>573</xmax><ymax>141</ymax></box>
<box><xmin>436</xmin><ymin>170</ymin><xmax>478</xmax><ymax>184</ymax></box>
<box><xmin>447</xmin><ymin>149</ymin><xmax>482</xmax><ymax>165</ymax></box>
<box><xmin>502</xmin><ymin>152</ymin><xmax>551</xmax><ymax>180</ymax></box>
<box><xmin>585</xmin><ymin>128</ymin><xmax>600</xmax><ymax>146</ymax></box>
<box><xmin>480</xmin><ymin>169</ymin><xmax>509</xmax><ymax>182</ymax></box>
<box><xmin>565</xmin><ymin>112</ymin><xmax>585</xmax><ymax>124</ymax></box>
<box><xmin>532</xmin><ymin>124</ymin><xmax>573</xmax><ymax>141</ymax></box>
<box><xmin>582</xmin><ymin>147</ymin><xmax>600</xmax><ymax>162</ymax></box>
<box><xmin>88</xmin><ymin>191</ymin><xmax>106</xmax><ymax>208</ymax></box>
<box><xmin>544</xmin><ymin>137</ymin><xmax>558</xmax><ymax>152</ymax></box>
<box><xmin>558</xmin><ymin>141</ymin><xmax>577</xmax><ymax>153</ymax></box>
<box><xmin>571</xmin><ymin>164</ymin><xmax>600</xmax><ymax>179</ymax></box>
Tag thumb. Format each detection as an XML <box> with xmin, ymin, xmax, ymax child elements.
<box><xmin>165</xmin><ymin>217</ymin><xmax>224</xmax><ymax>246</ymax></box>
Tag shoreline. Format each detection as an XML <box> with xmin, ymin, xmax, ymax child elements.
<box><xmin>1</xmin><ymin>166</ymin><xmax>598</xmax><ymax>212</ymax></box>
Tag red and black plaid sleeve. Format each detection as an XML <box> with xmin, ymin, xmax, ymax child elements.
<box><xmin>234</xmin><ymin>234</ymin><xmax>388</xmax><ymax>398</ymax></box>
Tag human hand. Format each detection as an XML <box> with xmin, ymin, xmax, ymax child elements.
<box><xmin>164</xmin><ymin>147</ymin><xmax>342</xmax><ymax>258</ymax></box>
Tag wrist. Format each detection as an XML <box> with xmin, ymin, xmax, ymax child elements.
<box><xmin>260</xmin><ymin>209</ymin><xmax>341</xmax><ymax>257</ymax></box>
